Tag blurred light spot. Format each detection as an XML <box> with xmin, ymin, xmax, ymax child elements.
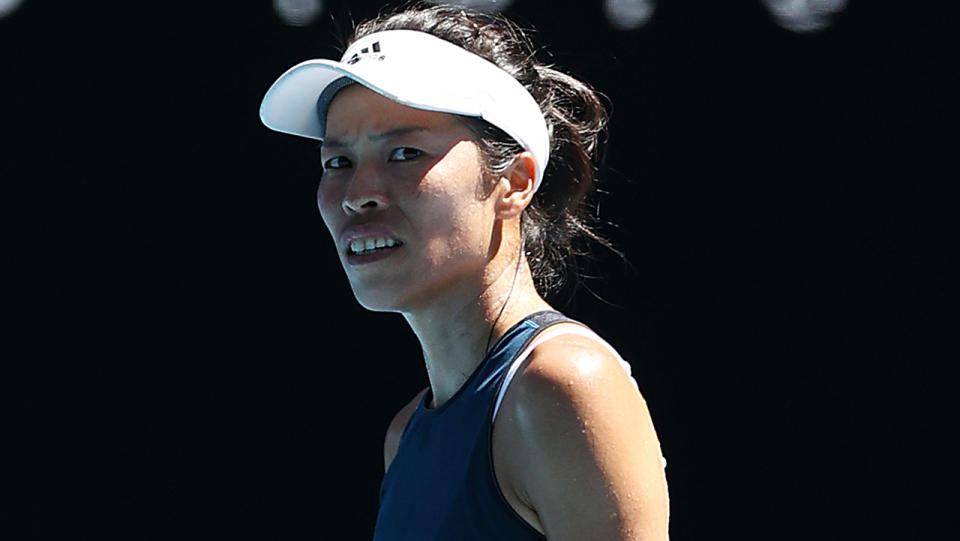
<box><xmin>603</xmin><ymin>0</ymin><xmax>656</xmax><ymax>30</ymax></box>
<box><xmin>274</xmin><ymin>0</ymin><xmax>323</xmax><ymax>27</ymax></box>
<box><xmin>425</xmin><ymin>0</ymin><xmax>514</xmax><ymax>12</ymax></box>
<box><xmin>762</xmin><ymin>0</ymin><xmax>847</xmax><ymax>33</ymax></box>
<box><xmin>0</xmin><ymin>0</ymin><xmax>26</xmax><ymax>19</ymax></box>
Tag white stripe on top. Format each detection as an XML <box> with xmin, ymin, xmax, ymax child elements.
<box><xmin>491</xmin><ymin>324</ymin><xmax>638</xmax><ymax>421</ymax></box>
<box><xmin>490</xmin><ymin>323</ymin><xmax>667</xmax><ymax>469</ymax></box>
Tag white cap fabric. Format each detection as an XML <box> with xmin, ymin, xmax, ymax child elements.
<box><xmin>260</xmin><ymin>29</ymin><xmax>551</xmax><ymax>190</ymax></box>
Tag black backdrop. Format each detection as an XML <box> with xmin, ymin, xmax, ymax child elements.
<box><xmin>4</xmin><ymin>1</ymin><xmax>922</xmax><ymax>539</ymax></box>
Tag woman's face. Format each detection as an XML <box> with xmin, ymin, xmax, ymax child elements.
<box><xmin>317</xmin><ymin>84</ymin><xmax>497</xmax><ymax>312</ymax></box>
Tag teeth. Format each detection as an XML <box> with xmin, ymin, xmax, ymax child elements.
<box><xmin>348</xmin><ymin>236</ymin><xmax>402</xmax><ymax>255</ymax></box>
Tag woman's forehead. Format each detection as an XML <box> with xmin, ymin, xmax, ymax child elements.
<box><xmin>324</xmin><ymin>84</ymin><xmax>461</xmax><ymax>142</ymax></box>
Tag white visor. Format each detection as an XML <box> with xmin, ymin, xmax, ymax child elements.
<box><xmin>259</xmin><ymin>29</ymin><xmax>550</xmax><ymax>191</ymax></box>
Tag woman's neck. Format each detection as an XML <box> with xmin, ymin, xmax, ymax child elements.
<box><xmin>401</xmin><ymin>257</ymin><xmax>552</xmax><ymax>409</ymax></box>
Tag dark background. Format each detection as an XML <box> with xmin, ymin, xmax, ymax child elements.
<box><xmin>4</xmin><ymin>0</ymin><xmax>924</xmax><ymax>539</ymax></box>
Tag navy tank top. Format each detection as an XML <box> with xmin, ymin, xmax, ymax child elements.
<box><xmin>373</xmin><ymin>310</ymin><xmax>578</xmax><ymax>540</ymax></box>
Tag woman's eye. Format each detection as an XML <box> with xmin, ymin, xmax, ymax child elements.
<box><xmin>388</xmin><ymin>147</ymin><xmax>422</xmax><ymax>162</ymax></box>
<box><xmin>323</xmin><ymin>156</ymin><xmax>351</xmax><ymax>170</ymax></box>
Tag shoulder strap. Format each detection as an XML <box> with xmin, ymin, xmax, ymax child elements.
<box><xmin>491</xmin><ymin>323</ymin><xmax>638</xmax><ymax>421</ymax></box>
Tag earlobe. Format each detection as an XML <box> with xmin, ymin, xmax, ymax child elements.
<box><xmin>497</xmin><ymin>151</ymin><xmax>537</xmax><ymax>220</ymax></box>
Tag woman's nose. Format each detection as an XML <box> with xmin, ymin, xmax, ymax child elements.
<box><xmin>342</xmin><ymin>167</ymin><xmax>389</xmax><ymax>215</ymax></box>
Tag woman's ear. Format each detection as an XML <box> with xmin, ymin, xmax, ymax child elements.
<box><xmin>496</xmin><ymin>151</ymin><xmax>537</xmax><ymax>220</ymax></box>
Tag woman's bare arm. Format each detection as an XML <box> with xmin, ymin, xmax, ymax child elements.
<box><xmin>497</xmin><ymin>334</ymin><xmax>670</xmax><ymax>540</ymax></box>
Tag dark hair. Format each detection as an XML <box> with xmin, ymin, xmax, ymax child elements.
<box><xmin>348</xmin><ymin>3</ymin><xmax>615</xmax><ymax>300</ymax></box>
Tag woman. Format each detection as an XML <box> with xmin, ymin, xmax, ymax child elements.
<box><xmin>260</xmin><ymin>5</ymin><xmax>669</xmax><ymax>540</ymax></box>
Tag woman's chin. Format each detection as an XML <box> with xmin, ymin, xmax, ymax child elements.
<box><xmin>350</xmin><ymin>288</ymin><xmax>408</xmax><ymax>313</ymax></box>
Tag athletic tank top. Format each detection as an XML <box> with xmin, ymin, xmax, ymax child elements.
<box><xmin>372</xmin><ymin>310</ymin><xmax>638</xmax><ymax>540</ymax></box>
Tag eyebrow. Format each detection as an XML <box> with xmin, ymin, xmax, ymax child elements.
<box><xmin>322</xmin><ymin>126</ymin><xmax>430</xmax><ymax>149</ymax></box>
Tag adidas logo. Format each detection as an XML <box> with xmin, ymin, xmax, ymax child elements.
<box><xmin>346</xmin><ymin>41</ymin><xmax>384</xmax><ymax>65</ymax></box>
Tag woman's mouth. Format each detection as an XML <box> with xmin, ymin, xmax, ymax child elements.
<box><xmin>345</xmin><ymin>236</ymin><xmax>405</xmax><ymax>265</ymax></box>
<box><xmin>347</xmin><ymin>236</ymin><xmax>404</xmax><ymax>256</ymax></box>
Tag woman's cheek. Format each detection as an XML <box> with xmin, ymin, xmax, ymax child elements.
<box><xmin>316</xmin><ymin>185</ymin><xmax>343</xmax><ymax>238</ymax></box>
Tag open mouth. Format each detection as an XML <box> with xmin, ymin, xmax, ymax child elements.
<box><xmin>347</xmin><ymin>237</ymin><xmax>404</xmax><ymax>256</ymax></box>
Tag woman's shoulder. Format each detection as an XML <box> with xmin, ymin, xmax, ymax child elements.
<box><xmin>383</xmin><ymin>386</ymin><xmax>428</xmax><ymax>473</ymax></box>
<box><xmin>492</xmin><ymin>327</ymin><xmax>669</xmax><ymax>539</ymax></box>
<box><xmin>512</xmin><ymin>326</ymin><xmax>644</xmax><ymax>412</ymax></box>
